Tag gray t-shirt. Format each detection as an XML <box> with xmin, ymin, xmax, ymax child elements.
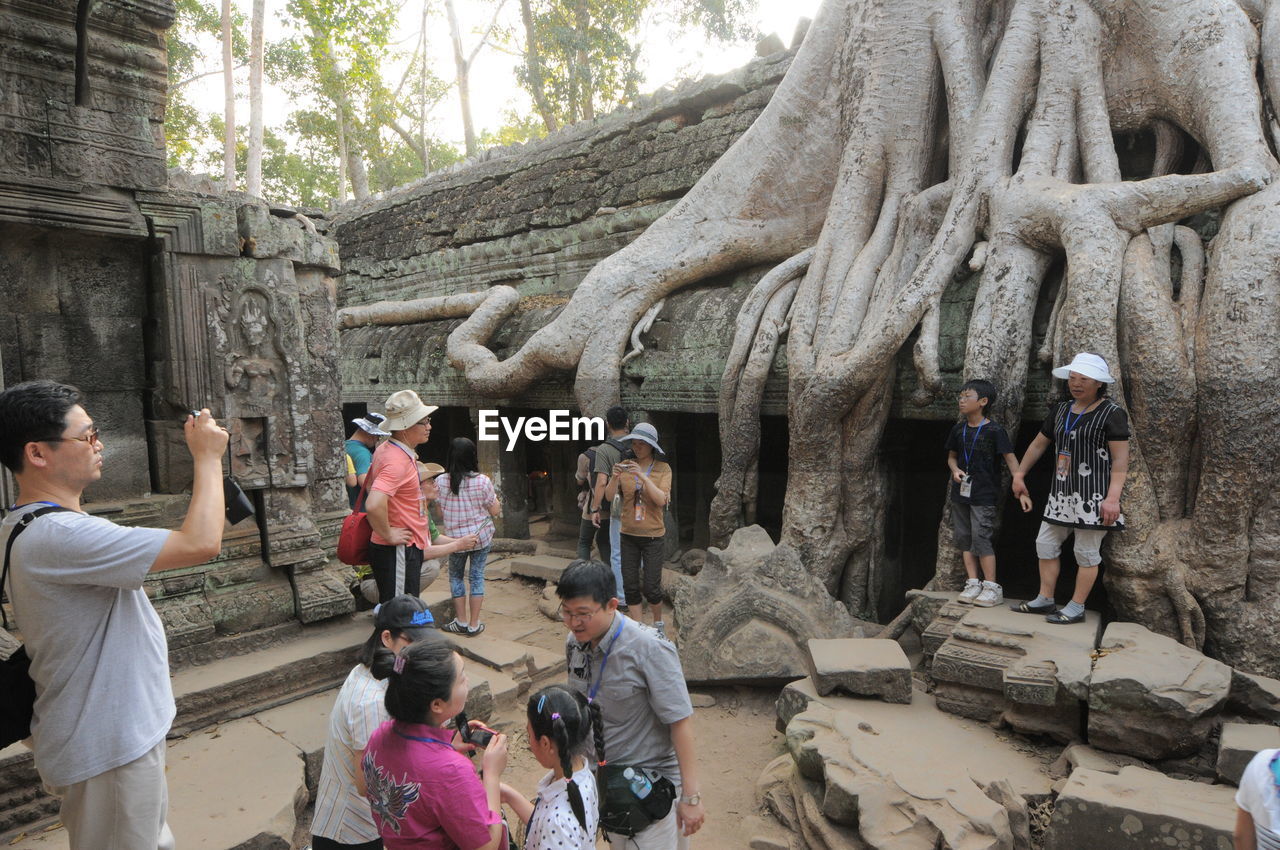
<box><xmin>2</xmin><ymin>505</ymin><xmax>172</xmax><ymax>787</ymax></box>
<box><xmin>592</xmin><ymin>438</ymin><xmax>625</xmax><ymax>514</ymax></box>
<box><xmin>565</xmin><ymin>614</ymin><xmax>692</xmax><ymax>782</ymax></box>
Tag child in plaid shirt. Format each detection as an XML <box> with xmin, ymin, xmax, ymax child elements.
<box><xmin>436</xmin><ymin>438</ymin><xmax>501</xmax><ymax>636</ymax></box>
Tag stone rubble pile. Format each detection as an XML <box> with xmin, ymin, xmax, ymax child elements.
<box><xmin>752</xmin><ymin>588</ymin><xmax>1280</xmax><ymax>849</ymax></box>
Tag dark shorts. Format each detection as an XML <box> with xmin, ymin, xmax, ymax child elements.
<box><xmin>951</xmin><ymin>503</ymin><xmax>998</xmax><ymax>557</ymax></box>
<box><xmin>368</xmin><ymin>541</ymin><xmax>424</xmax><ymax>604</ymax></box>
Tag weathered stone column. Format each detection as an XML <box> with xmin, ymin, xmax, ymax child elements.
<box><xmin>475</xmin><ymin>408</ymin><xmax>529</xmax><ymax>539</ymax></box>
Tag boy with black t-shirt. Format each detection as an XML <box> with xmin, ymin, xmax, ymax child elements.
<box><xmin>944</xmin><ymin>379</ymin><xmax>1030</xmax><ymax>607</ymax></box>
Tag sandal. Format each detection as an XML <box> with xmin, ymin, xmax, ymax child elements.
<box><xmin>1011</xmin><ymin>600</ymin><xmax>1058</xmax><ymax>614</ymax></box>
<box><xmin>1045</xmin><ymin>610</ymin><xmax>1085</xmax><ymax>625</ymax></box>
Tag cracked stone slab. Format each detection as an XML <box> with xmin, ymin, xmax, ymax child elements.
<box><xmin>807</xmin><ymin>638</ymin><xmax>911</xmax><ymax>703</ymax></box>
<box><xmin>508</xmin><ymin>555</ymin><xmax>574</xmax><ymax>583</ymax></box>
<box><xmin>929</xmin><ymin>601</ymin><xmax>1099</xmax><ymax>741</ymax></box>
<box><xmin>1216</xmin><ymin>722</ymin><xmax>1280</xmax><ymax>785</ymax></box>
<box><xmin>1044</xmin><ymin>766</ymin><xmax>1235</xmax><ymax>850</ymax></box>
<box><xmin>1228</xmin><ymin>669</ymin><xmax>1280</xmax><ymax>723</ymax></box>
<box><xmin>780</xmin><ymin>690</ymin><xmax>1051</xmax><ymax>849</ymax></box>
<box><xmin>1088</xmin><ymin>622</ymin><xmax>1231</xmax><ymax>760</ymax></box>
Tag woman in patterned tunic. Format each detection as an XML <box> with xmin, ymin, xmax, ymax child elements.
<box><xmin>1011</xmin><ymin>352</ymin><xmax>1130</xmax><ymax>625</ymax></box>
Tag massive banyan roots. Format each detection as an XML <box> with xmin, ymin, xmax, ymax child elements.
<box><xmin>371</xmin><ymin>0</ymin><xmax>1280</xmax><ymax>672</ymax></box>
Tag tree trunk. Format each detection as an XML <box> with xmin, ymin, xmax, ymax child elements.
<box><xmin>246</xmin><ymin>0</ymin><xmax>265</xmax><ymax>197</ymax></box>
<box><xmin>573</xmin><ymin>0</ymin><xmax>593</xmax><ymax>121</ymax></box>
<box><xmin>221</xmin><ymin>0</ymin><xmax>236</xmax><ymax>188</ymax></box>
<box><xmin>420</xmin><ymin>0</ymin><xmax>431</xmax><ymax>173</ymax></box>
<box><xmin>518</xmin><ymin>0</ymin><xmax>559</xmax><ymax>133</ymax></box>
<box><xmin>336</xmin><ymin>117</ymin><xmax>348</xmax><ymax>202</ymax></box>
<box><xmin>444</xmin><ymin>0</ymin><xmax>477</xmax><ymax>156</ymax></box>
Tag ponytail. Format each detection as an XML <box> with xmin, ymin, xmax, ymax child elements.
<box><xmin>368</xmin><ymin>634</ymin><xmax>457</xmax><ymax>723</ymax></box>
<box><xmin>527</xmin><ymin>685</ymin><xmax>599</xmax><ymax>835</ymax></box>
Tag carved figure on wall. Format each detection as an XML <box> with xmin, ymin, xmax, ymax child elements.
<box><xmin>226</xmin><ymin>290</ymin><xmax>282</xmax><ymax>411</ymax></box>
<box><xmin>223</xmin><ymin>281</ymin><xmax>294</xmax><ymax>487</ymax></box>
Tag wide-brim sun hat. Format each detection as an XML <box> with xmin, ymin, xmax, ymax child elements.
<box><xmin>619</xmin><ymin>421</ymin><xmax>664</xmax><ymax>454</ymax></box>
<box><xmin>374</xmin><ymin>593</ymin><xmax>436</xmax><ymax>639</ymax></box>
<box><xmin>416</xmin><ymin>462</ymin><xmax>445</xmax><ymax>481</ymax></box>
<box><xmin>383</xmin><ymin>389</ymin><xmax>438</xmax><ymax>431</ymax></box>
<box><xmin>1052</xmin><ymin>352</ymin><xmax>1116</xmax><ymax>384</ymax></box>
<box><xmin>352</xmin><ymin>416</ymin><xmax>391</xmax><ymax>437</ymax></box>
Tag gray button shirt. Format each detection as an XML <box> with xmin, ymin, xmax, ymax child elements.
<box><xmin>3</xmin><ymin>506</ymin><xmax>172</xmax><ymax>787</ymax></box>
<box><xmin>565</xmin><ymin>613</ymin><xmax>693</xmax><ymax>783</ymax></box>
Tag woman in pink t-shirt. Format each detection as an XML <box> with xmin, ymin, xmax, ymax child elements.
<box><xmin>360</xmin><ymin>634</ymin><xmax>509</xmax><ymax>850</ymax></box>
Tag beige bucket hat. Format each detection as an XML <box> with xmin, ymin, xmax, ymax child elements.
<box><xmin>383</xmin><ymin>389</ymin><xmax>438</xmax><ymax>431</ymax></box>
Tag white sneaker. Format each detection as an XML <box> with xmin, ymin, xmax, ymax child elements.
<box><xmin>973</xmin><ymin>581</ymin><xmax>1003</xmax><ymax>608</ymax></box>
<box><xmin>958</xmin><ymin>579</ymin><xmax>982</xmax><ymax>603</ymax></box>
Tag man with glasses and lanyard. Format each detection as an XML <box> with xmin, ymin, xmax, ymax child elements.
<box><xmin>0</xmin><ymin>380</ymin><xmax>228</xmax><ymax>850</ymax></box>
<box><xmin>556</xmin><ymin>559</ymin><xmax>705</xmax><ymax>847</ymax></box>
<box><xmin>364</xmin><ymin>389</ymin><xmax>437</xmax><ymax>604</ymax></box>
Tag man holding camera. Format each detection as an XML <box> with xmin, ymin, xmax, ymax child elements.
<box><xmin>0</xmin><ymin>380</ymin><xmax>229</xmax><ymax>850</ymax></box>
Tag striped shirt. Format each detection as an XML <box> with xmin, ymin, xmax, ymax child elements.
<box><xmin>1038</xmin><ymin>398</ymin><xmax>1130</xmax><ymax>530</ymax></box>
<box><xmin>1238</xmin><ymin>749</ymin><xmax>1280</xmax><ymax>850</ymax></box>
<box><xmin>436</xmin><ymin>473</ymin><xmax>498</xmax><ymax>549</ymax></box>
<box><xmin>312</xmin><ymin>664</ymin><xmax>388</xmax><ymax>843</ymax></box>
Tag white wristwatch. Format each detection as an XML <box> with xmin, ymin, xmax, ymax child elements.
<box><xmin>679</xmin><ymin>793</ymin><xmax>701</xmax><ymax>806</ymax></box>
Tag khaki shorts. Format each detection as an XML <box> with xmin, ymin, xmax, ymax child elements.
<box><xmin>1035</xmin><ymin>522</ymin><xmax>1107</xmax><ymax>566</ymax></box>
<box><xmin>47</xmin><ymin>739</ymin><xmax>174</xmax><ymax>850</ymax></box>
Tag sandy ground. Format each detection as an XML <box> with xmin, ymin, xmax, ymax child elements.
<box><xmin>296</xmin><ymin>560</ymin><xmax>792</xmax><ymax>848</ymax></box>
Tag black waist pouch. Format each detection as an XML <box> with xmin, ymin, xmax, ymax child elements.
<box><xmin>598</xmin><ymin>764</ymin><xmax>676</xmax><ymax>837</ymax></box>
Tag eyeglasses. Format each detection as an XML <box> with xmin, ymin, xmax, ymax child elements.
<box><xmin>43</xmin><ymin>426</ymin><xmax>100</xmax><ymax>446</ymax></box>
<box><xmin>557</xmin><ymin>603</ymin><xmax>603</xmax><ymax>625</ymax></box>
<box><xmin>415</xmin><ymin>417</ymin><xmax>432</xmax><ymax>427</ymax></box>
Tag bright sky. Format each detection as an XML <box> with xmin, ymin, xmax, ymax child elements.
<box><xmin>187</xmin><ymin>0</ymin><xmax>821</xmax><ymax>159</ymax></box>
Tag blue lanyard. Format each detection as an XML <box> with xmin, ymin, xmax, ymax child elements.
<box><xmin>633</xmin><ymin>461</ymin><xmax>655</xmax><ymax>498</ymax></box>
<box><xmin>1062</xmin><ymin>403</ymin><xmax>1095</xmax><ymax>438</ymax></box>
<box><xmin>394</xmin><ymin>727</ymin><xmax>454</xmax><ymax>747</ymax></box>
<box><xmin>6</xmin><ymin>500</ymin><xmax>62</xmax><ymax>512</ymax></box>
<box><xmin>588</xmin><ymin>617</ymin><xmax>626</xmax><ymax>703</ymax></box>
<box><xmin>1270</xmin><ymin>752</ymin><xmax>1280</xmax><ymax>797</ymax></box>
<box><xmin>961</xmin><ymin>421</ymin><xmax>986</xmax><ymax>468</ymax></box>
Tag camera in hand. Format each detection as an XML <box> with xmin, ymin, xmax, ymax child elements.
<box><xmin>454</xmin><ymin>711</ymin><xmax>495</xmax><ymax>748</ymax></box>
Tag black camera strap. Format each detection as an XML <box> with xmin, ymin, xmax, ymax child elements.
<box><xmin>2</xmin><ymin>505</ymin><xmax>72</xmax><ymax>630</ymax></box>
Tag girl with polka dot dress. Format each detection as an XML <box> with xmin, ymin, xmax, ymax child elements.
<box><xmin>501</xmin><ymin>686</ymin><xmax>601</xmax><ymax>850</ymax></box>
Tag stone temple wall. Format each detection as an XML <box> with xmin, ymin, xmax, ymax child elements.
<box><xmin>334</xmin><ymin>49</ymin><xmax>800</xmax><ymax>415</ymax></box>
<box><xmin>0</xmin><ymin>0</ymin><xmax>353</xmax><ymax>662</ymax></box>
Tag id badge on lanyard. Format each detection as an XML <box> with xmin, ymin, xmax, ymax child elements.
<box><xmin>960</xmin><ymin>421</ymin><xmax>984</xmax><ymax>498</ymax></box>
<box><xmin>1055</xmin><ymin>449</ymin><xmax>1072</xmax><ymax>479</ymax></box>
<box><xmin>1058</xmin><ymin>407</ymin><xmax>1085</xmax><ymax>479</ymax></box>
<box><xmin>633</xmin><ymin>461</ymin><xmax>655</xmax><ymax>522</ymax></box>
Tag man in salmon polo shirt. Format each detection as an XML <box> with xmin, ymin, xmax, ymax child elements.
<box><xmin>364</xmin><ymin>389</ymin><xmax>437</xmax><ymax>604</ymax></box>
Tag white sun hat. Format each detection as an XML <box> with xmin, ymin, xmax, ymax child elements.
<box><xmin>1052</xmin><ymin>352</ymin><xmax>1116</xmax><ymax>384</ymax></box>
<box><xmin>383</xmin><ymin>389</ymin><xmax>438</xmax><ymax>431</ymax></box>
<box><xmin>351</xmin><ymin>416</ymin><xmax>391</xmax><ymax>437</ymax></box>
